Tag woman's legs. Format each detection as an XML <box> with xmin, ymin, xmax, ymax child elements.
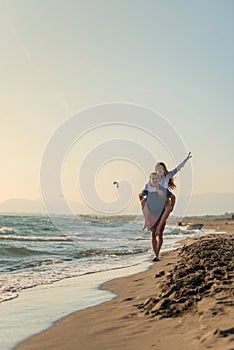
<box><xmin>151</xmin><ymin>228</ymin><xmax>164</xmax><ymax>259</ymax></box>
<box><xmin>151</xmin><ymin>220</ymin><xmax>165</xmax><ymax>260</ymax></box>
<box><xmin>155</xmin><ymin>232</ymin><xmax>163</xmax><ymax>258</ymax></box>
<box><xmin>155</xmin><ymin>205</ymin><xmax>171</xmax><ymax>235</ymax></box>
<box><xmin>150</xmin><ymin>228</ymin><xmax>158</xmax><ymax>259</ymax></box>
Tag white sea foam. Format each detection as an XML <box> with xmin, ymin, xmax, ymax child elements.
<box><xmin>0</xmin><ymin>215</ymin><xmax>219</xmax><ymax>306</ymax></box>
<box><xmin>0</xmin><ymin>253</ymin><xmax>147</xmax><ymax>303</ymax></box>
<box><xmin>0</xmin><ymin>227</ymin><xmax>16</xmax><ymax>234</ymax></box>
<box><xmin>0</xmin><ymin>235</ymin><xmax>73</xmax><ymax>241</ymax></box>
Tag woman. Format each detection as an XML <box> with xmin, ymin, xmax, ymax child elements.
<box><xmin>144</xmin><ymin>152</ymin><xmax>192</xmax><ymax>235</ymax></box>
<box><xmin>139</xmin><ymin>172</ymin><xmax>175</xmax><ymax>261</ymax></box>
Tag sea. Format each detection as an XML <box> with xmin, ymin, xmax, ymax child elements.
<box><xmin>0</xmin><ymin>214</ymin><xmax>219</xmax><ymax>350</ymax></box>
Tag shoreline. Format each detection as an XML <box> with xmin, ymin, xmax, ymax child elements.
<box><xmin>1</xmin><ymin>218</ymin><xmax>190</xmax><ymax>349</ymax></box>
<box><xmin>1</xmin><ymin>262</ymin><xmax>151</xmax><ymax>350</ymax></box>
<box><xmin>13</xmin><ymin>219</ymin><xmax>234</xmax><ymax>350</ymax></box>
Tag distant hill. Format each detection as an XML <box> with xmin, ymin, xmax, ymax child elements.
<box><xmin>0</xmin><ymin>193</ymin><xmax>233</xmax><ymax>216</ymax></box>
<box><xmin>0</xmin><ymin>198</ymin><xmax>83</xmax><ymax>215</ymax></box>
<box><xmin>0</xmin><ymin>198</ymin><xmax>45</xmax><ymax>214</ymax></box>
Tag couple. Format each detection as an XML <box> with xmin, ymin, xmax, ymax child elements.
<box><xmin>139</xmin><ymin>152</ymin><xmax>192</xmax><ymax>262</ymax></box>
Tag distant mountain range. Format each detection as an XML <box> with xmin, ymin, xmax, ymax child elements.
<box><xmin>0</xmin><ymin>199</ymin><xmax>44</xmax><ymax>214</ymax></box>
<box><xmin>0</xmin><ymin>198</ymin><xmax>82</xmax><ymax>215</ymax></box>
<box><xmin>0</xmin><ymin>193</ymin><xmax>233</xmax><ymax>216</ymax></box>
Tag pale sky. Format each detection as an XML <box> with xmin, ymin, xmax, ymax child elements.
<box><xmin>1</xmin><ymin>0</ymin><xmax>233</xmax><ymax>215</ymax></box>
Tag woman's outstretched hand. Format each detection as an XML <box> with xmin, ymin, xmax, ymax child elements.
<box><xmin>185</xmin><ymin>152</ymin><xmax>192</xmax><ymax>162</ymax></box>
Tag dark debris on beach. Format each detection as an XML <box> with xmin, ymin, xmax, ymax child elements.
<box><xmin>138</xmin><ymin>235</ymin><xmax>234</xmax><ymax>318</ymax></box>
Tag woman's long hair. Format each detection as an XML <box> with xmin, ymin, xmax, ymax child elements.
<box><xmin>156</xmin><ymin>162</ymin><xmax>176</xmax><ymax>190</ymax></box>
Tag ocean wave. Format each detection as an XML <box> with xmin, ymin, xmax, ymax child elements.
<box><xmin>73</xmin><ymin>247</ymin><xmax>148</xmax><ymax>259</ymax></box>
<box><xmin>0</xmin><ymin>227</ymin><xmax>16</xmax><ymax>234</ymax></box>
<box><xmin>0</xmin><ymin>245</ymin><xmax>59</xmax><ymax>258</ymax></box>
<box><xmin>0</xmin><ymin>258</ymin><xmax>145</xmax><ymax>304</ymax></box>
<box><xmin>164</xmin><ymin>228</ymin><xmax>202</xmax><ymax>235</ymax></box>
<box><xmin>25</xmin><ymin>258</ymin><xmax>64</xmax><ymax>268</ymax></box>
<box><xmin>1</xmin><ymin>246</ymin><xmax>40</xmax><ymax>256</ymax></box>
<box><xmin>73</xmin><ymin>236</ymin><xmax>126</xmax><ymax>242</ymax></box>
<box><xmin>1</xmin><ymin>257</ymin><xmax>65</xmax><ymax>272</ymax></box>
<box><xmin>0</xmin><ymin>235</ymin><xmax>73</xmax><ymax>242</ymax></box>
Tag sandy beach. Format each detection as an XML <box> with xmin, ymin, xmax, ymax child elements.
<box><xmin>14</xmin><ymin>219</ymin><xmax>234</xmax><ymax>350</ymax></box>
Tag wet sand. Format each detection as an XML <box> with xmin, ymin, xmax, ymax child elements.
<box><xmin>14</xmin><ymin>219</ymin><xmax>234</xmax><ymax>350</ymax></box>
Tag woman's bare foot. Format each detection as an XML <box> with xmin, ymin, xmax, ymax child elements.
<box><xmin>152</xmin><ymin>256</ymin><xmax>160</xmax><ymax>262</ymax></box>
